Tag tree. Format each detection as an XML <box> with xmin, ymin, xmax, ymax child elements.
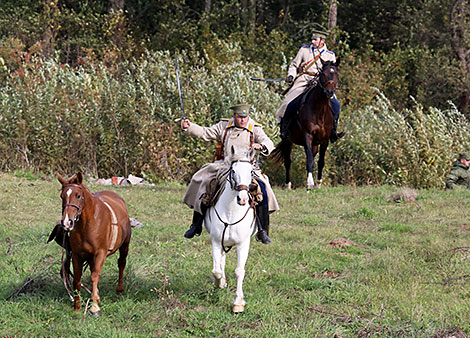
<box><xmin>451</xmin><ymin>0</ymin><xmax>470</xmax><ymax>115</ymax></box>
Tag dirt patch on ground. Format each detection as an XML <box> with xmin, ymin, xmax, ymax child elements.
<box><xmin>327</xmin><ymin>238</ymin><xmax>354</xmax><ymax>249</ymax></box>
<box><xmin>429</xmin><ymin>328</ymin><xmax>467</xmax><ymax>338</ymax></box>
<box><xmin>312</xmin><ymin>269</ymin><xmax>340</xmax><ymax>279</ymax></box>
<box><xmin>387</xmin><ymin>187</ymin><xmax>418</xmax><ymax>203</ymax></box>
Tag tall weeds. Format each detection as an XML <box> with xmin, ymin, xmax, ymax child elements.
<box><xmin>1</xmin><ymin>50</ymin><xmax>469</xmax><ymax>188</ymax></box>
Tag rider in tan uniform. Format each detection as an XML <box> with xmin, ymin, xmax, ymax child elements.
<box><xmin>277</xmin><ymin>30</ymin><xmax>344</xmax><ymax>142</ymax></box>
<box><xmin>181</xmin><ymin>104</ymin><xmax>279</xmax><ymax>244</ymax></box>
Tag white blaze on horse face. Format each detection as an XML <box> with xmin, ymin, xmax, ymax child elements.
<box><xmin>63</xmin><ymin>188</ymin><xmax>72</xmax><ymax>228</ymax></box>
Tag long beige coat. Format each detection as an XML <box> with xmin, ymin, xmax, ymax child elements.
<box><xmin>276</xmin><ymin>43</ymin><xmax>336</xmax><ymax>123</ymax></box>
<box><xmin>183</xmin><ymin>117</ymin><xmax>280</xmax><ymax>214</ymax></box>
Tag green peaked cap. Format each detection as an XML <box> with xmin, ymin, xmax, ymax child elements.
<box><xmin>311</xmin><ymin>30</ymin><xmax>328</xmax><ymax>39</ymax></box>
<box><xmin>229</xmin><ymin>104</ymin><xmax>251</xmax><ymax>117</ymax></box>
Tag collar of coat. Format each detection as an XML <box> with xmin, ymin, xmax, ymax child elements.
<box><xmin>222</xmin><ymin>117</ymin><xmax>260</xmax><ymax>133</ymax></box>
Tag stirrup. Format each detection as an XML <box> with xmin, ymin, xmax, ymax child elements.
<box><xmin>330</xmin><ymin>131</ymin><xmax>345</xmax><ymax>143</ymax></box>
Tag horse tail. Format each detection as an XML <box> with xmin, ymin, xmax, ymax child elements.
<box><xmin>269</xmin><ymin>139</ymin><xmax>292</xmax><ymax>165</ymax></box>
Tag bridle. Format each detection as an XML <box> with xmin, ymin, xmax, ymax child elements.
<box><xmin>318</xmin><ymin>63</ymin><xmax>338</xmax><ymax>98</ymax></box>
<box><xmin>216</xmin><ymin>159</ymin><xmax>257</xmax><ymax>253</ymax></box>
<box><xmin>228</xmin><ymin>159</ymin><xmax>253</xmax><ymax>192</ymax></box>
<box><xmin>61</xmin><ymin>184</ymin><xmax>84</xmax><ymax>224</ymax></box>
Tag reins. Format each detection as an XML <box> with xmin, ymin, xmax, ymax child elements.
<box><xmin>60</xmin><ymin>233</ymin><xmax>92</xmax><ymax>302</ymax></box>
<box><xmin>214</xmin><ymin>199</ymin><xmax>257</xmax><ymax>253</ymax></box>
<box><xmin>215</xmin><ymin>159</ymin><xmax>257</xmax><ymax>253</ymax></box>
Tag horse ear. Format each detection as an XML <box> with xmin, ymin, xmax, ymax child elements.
<box><xmin>76</xmin><ymin>172</ymin><xmax>83</xmax><ymax>184</ymax></box>
<box><xmin>320</xmin><ymin>58</ymin><xmax>326</xmax><ymax>66</ymax></box>
<box><xmin>335</xmin><ymin>57</ymin><xmax>340</xmax><ymax>68</ymax></box>
<box><xmin>57</xmin><ymin>172</ymin><xmax>66</xmax><ymax>185</ymax></box>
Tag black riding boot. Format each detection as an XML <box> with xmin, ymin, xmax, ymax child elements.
<box><xmin>329</xmin><ymin>116</ymin><xmax>345</xmax><ymax>143</ymax></box>
<box><xmin>184</xmin><ymin>204</ymin><xmax>208</xmax><ymax>239</ymax></box>
<box><xmin>256</xmin><ymin>204</ymin><xmax>271</xmax><ymax>244</ymax></box>
<box><xmin>280</xmin><ymin>117</ymin><xmax>291</xmax><ymax>139</ymax></box>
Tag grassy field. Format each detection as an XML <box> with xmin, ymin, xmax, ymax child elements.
<box><xmin>1</xmin><ymin>171</ymin><xmax>470</xmax><ymax>337</ymax></box>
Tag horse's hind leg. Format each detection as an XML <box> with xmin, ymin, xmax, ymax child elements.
<box><xmin>211</xmin><ymin>243</ymin><xmax>227</xmax><ymax>289</ymax></box>
<box><xmin>117</xmin><ymin>240</ymin><xmax>130</xmax><ymax>293</ymax></box>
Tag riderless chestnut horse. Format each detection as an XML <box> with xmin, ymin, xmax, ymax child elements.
<box><xmin>270</xmin><ymin>60</ymin><xmax>339</xmax><ymax>190</ymax></box>
<box><xmin>55</xmin><ymin>172</ymin><xmax>131</xmax><ymax>316</ymax></box>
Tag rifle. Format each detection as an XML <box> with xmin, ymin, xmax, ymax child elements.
<box><xmin>174</xmin><ymin>52</ymin><xmax>187</xmax><ymax>122</ymax></box>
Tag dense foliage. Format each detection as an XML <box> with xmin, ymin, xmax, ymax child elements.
<box><xmin>0</xmin><ymin>0</ymin><xmax>469</xmax><ymax>188</ymax></box>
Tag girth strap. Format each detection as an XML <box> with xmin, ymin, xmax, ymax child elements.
<box><xmin>102</xmin><ymin>201</ymin><xmax>119</xmax><ymax>252</ymax></box>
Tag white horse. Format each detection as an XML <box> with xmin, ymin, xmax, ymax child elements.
<box><xmin>204</xmin><ymin>149</ymin><xmax>257</xmax><ymax>313</ymax></box>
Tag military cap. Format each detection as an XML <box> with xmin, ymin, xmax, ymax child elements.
<box><xmin>311</xmin><ymin>30</ymin><xmax>328</xmax><ymax>39</ymax></box>
<box><xmin>460</xmin><ymin>152</ymin><xmax>470</xmax><ymax>160</ymax></box>
<box><xmin>229</xmin><ymin>104</ymin><xmax>251</xmax><ymax>117</ymax></box>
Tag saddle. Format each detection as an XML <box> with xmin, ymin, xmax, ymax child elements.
<box><xmin>285</xmin><ymin>82</ymin><xmax>318</xmax><ymax>123</ymax></box>
<box><xmin>200</xmin><ymin>167</ymin><xmax>263</xmax><ymax>207</ymax></box>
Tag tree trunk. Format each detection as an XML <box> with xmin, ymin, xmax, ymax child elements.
<box><xmin>328</xmin><ymin>0</ymin><xmax>338</xmax><ymax>45</ymax></box>
<box><xmin>450</xmin><ymin>0</ymin><xmax>470</xmax><ymax>115</ymax></box>
<box><xmin>109</xmin><ymin>0</ymin><xmax>124</xmax><ymax>12</ymax></box>
<box><xmin>204</xmin><ymin>0</ymin><xmax>211</xmax><ymax>13</ymax></box>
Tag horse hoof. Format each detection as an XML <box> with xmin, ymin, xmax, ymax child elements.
<box><xmin>89</xmin><ymin>311</ymin><xmax>102</xmax><ymax>317</ymax></box>
<box><xmin>306</xmin><ymin>184</ymin><xmax>315</xmax><ymax>191</ymax></box>
<box><xmin>284</xmin><ymin>182</ymin><xmax>292</xmax><ymax>190</ymax></box>
<box><xmin>233</xmin><ymin>305</ymin><xmax>244</xmax><ymax>313</ymax></box>
<box><xmin>214</xmin><ymin>278</ymin><xmax>227</xmax><ymax>289</ymax></box>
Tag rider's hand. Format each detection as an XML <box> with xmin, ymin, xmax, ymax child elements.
<box><xmin>181</xmin><ymin>119</ymin><xmax>190</xmax><ymax>130</ymax></box>
<box><xmin>252</xmin><ymin>143</ymin><xmax>264</xmax><ymax>151</ymax></box>
<box><xmin>287</xmin><ymin>75</ymin><xmax>294</xmax><ymax>84</ymax></box>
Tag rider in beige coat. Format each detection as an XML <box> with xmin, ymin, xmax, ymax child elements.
<box><xmin>277</xmin><ymin>30</ymin><xmax>344</xmax><ymax>142</ymax></box>
<box><xmin>181</xmin><ymin>104</ymin><xmax>279</xmax><ymax>244</ymax></box>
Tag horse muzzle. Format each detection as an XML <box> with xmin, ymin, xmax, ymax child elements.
<box><xmin>236</xmin><ymin>188</ymin><xmax>249</xmax><ymax>206</ymax></box>
<box><xmin>61</xmin><ymin>218</ymin><xmax>74</xmax><ymax>232</ymax></box>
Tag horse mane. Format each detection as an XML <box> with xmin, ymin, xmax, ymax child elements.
<box><xmin>224</xmin><ymin>149</ymin><xmax>252</xmax><ymax>164</ymax></box>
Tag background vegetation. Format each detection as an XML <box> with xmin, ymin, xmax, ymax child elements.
<box><xmin>0</xmin><ymin>0</ymin><xmax>469</xmax><ymax>188</ymax></box>
<box><xmin>2</xmin><ymin>172</ymin><xmax>470</xmax><ymax>337</ymax></box>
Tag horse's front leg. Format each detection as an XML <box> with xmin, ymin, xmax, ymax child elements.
<box><xmin>89</xmin><ymin>251</ymin><xmax>106</xmax><ymax>316</ymax></box>
<box><xmin>304</xmin><ymin>135</ymin><xmax>316</xmax><ymax>190</ymax></box>
<box><xmin>71</xmin><ymin>254</ymin><xmax>83</xmax><ymax>312</ymax></box>
<box><xmin>316</xmin><ymin>144</ymin><xmax>327</xmax><ymax>187</ymax></box>
<box><xmin>211</xmin><ymin>241</ymin><xmax>227</xmax><ymax>289</ymax></box>
<box><xmin>282</xmin><ymin>141</ymin><xmax>293</xmax><ymax>190</ymax></box>
<box><xmin>233</xmin><ymin>241</ymin><xmax>250</xmax><ymax>313</ymax></box>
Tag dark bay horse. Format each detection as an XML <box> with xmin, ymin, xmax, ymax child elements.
<box><xmin>270</xmin><ymin>60</ymin><xmax>339</xmax><ymax>190</ymax></box>
<box><xmin>56</xmin><ymin>172</ymin><xmax>131</xmax><ymax>316</ymax></box>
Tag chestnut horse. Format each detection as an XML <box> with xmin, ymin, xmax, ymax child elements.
<box><xmin>57</xmin><ymin>172</ymin><xmax>131</xmax><ymax>316</ymax></box>
<box><xmin>270</xmin><ymin>60</ymin><xmax>339</xmax><ymax>190</ymax></box>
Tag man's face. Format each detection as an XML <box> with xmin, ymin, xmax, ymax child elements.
<box><xmin>233</xmin><ymin>113</ymin><xmax>249</xmax><ymax>128</ymax></box>
<box><xmin>312</xmin><ymin>37</ymin><xmax>325</xmax><ymax>49</ymax></box>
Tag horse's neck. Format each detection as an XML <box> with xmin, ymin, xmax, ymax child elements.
<box><xmin>215</xmin><ymin>181</ymin><xmax>249</xmax><ymax>219</ymax></box>
<box><xmin>78</xmin><ymin>189</ymin><xmax>96</xmax><ymax>225</ymax></box>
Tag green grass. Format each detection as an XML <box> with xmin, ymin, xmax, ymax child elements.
<box><xmin>1</xmin><ymin>172</ymin><xmax>470</xmax><ymax>337</ymax></box>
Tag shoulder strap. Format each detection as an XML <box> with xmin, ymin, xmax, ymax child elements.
<box><xmin>214</xmin><ymin>119</ymin><xmax>234</xmax><ymax>161</ymax></box>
